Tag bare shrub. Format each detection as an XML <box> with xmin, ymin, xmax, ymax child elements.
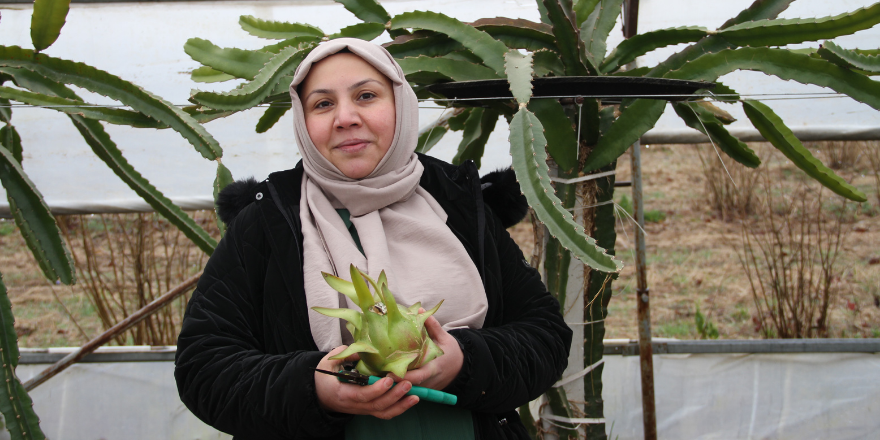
<box><xmin>816</xmin><ymin>140</ymin><xmax>862</xmax><ymax>170</ymax></box>
<box><xmin>863</xmin><ymin>141</ymin><xmax>880</xmax><ymax>206</ymax></box>
<box><xmin>57</xmin><ymin>211</ymin><xmax>217</xmax><ymax>345</ymax></box>
<box><xmin>737</xmin><ymin>172</ymin><xmax>847</xmax><ymax>338</ymax></box>
<box><xmin>694</xmin><ymin>143</ymin><xmax>761</xmax><ymax>220</ymax></box>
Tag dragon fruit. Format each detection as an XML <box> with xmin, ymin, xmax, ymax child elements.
<box><xmin>312</xmin><ymin>264</ymin><xmax>444</xmax><ymax>379</ymax></box>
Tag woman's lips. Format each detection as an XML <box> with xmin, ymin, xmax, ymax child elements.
<box><xmin>335</xmin><ymin>139</ymin><xmax>370</xmax><ymax>153</ymax></box>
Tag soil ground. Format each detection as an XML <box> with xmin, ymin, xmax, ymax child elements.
<box><xmin>2</xmin><ymin>142</ymin><xmax>879</xmax><ymax>347</ymax></box>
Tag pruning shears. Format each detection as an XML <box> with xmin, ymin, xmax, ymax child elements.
<box><xmin>313</xmin><ymin>368</ymin><xmax>458</xmax><ymax>406</ymax></box>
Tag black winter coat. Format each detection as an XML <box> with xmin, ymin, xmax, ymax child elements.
<box><xmin>174</xmin><ymin>155</ymin><xmax>572</xmax><ymax>440</ymax></box>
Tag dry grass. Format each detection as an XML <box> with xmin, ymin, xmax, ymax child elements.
<box><xmin>509</xmin><ymin>141</ymin><xmax>880</xmax><ymax>340</ymax></box>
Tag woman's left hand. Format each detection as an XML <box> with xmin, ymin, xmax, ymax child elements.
<box><xmin>402</xmin><ymin>314</ymin><xmax>463</xmax><ymax>391</ymax></box>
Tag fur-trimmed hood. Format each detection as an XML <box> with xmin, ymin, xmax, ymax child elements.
<box><xmin>216</xmin><ymin>164</ymin><xmax>528</xmax><ymax>229</ymax></box>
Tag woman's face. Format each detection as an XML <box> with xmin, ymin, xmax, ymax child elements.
<box><xmin>300</xmin><ymin>53</ymin><xmax>397</xmax><ymax>179</ymax></box>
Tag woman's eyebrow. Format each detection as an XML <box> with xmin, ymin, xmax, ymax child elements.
<box><xmin>304</xmin><ymin>79</ymin><xmax>383</xmax><ymax>101</ymax></box>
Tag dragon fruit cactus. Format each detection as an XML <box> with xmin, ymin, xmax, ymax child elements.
<box><xmin>312</xmin><ymin>264</ymin><xmax>444</xmax><ymax>379</ymax></box>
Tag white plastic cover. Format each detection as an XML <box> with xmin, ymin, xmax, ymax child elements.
<box><xmin>15</xmin><ymin>350</ymin><xmax>880</xmax><ymax>439</ymax></box>
<box><xmin>0</xmin><ymin>0</ymin><xmax>877</xmax><ymax>214</ymax></box>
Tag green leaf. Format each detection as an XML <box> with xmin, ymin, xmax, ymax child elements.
<box><xmin>184</xmin><ymin>38</ymin><xmax>273</xmax><ymax>81</ymax></box>
<box><xmin>695</xmin><ymin>101</ymin><xmax>736</xmax><ymax>124</ymax></box>
<box><xmin>239</xmin><ymin>15</ymin><xmax>324</xmax><ymax>40</ymax></box>
<box><xmin>447</xmin><ymin>108</ymin><xmax>471</xmax><ymax>131</ymax></box>
<box><xmin>397</xmin><ymin>56</ymin><xmax>500</xmax><ymax>82</ymax></box>
<box><xmin>191</xmin><ymin>66</ymin><xmax>235</xmax><ymax>84</ymax></box>
<box><xmin>471</xmin><ymin>18</ymin><xmax>557</xmax><ymax>52</ymax></box>
<box><xmin>182</xmin><ymin>106</ymin><xmax>237</xmax><ymax>125</ymax></box>
<box><xmin>191</xmin><ymin>44</ymin><xmax>314</xmax><ymax>111</ymax></box>
<box><xmin>213</xmin><ymin>161</ymin><xmax>234</xmax><ymax>235</ymax></box>
<box><xmin>68</xmin><ymin>115</ymin><xmax>217</xmax><ymax>254</ymax></box>
<box><xmin>0</xmin><ymin>273</ymin><xmax>47</xmax><ymax>440</ymax></box>
<box><xmin>452</xmin><ymin>108</ymin><xmax>498</xmax><ymax>168</ymax></box>
<box><xmin>328</xmin><ymin>22</ymin><xmax>386</xmax><ymax>41</ymax></box>
<box><xmin>536</xmin><ymin>0</ymin><xmax>552</xmax><ymax>25</ymax></box>
<box><xmin>707</xmin><ymin>81</ymin><xmax>741</xmax><ymax>103</ymax></box>
<box><xmin>256</xmin><ymin>102</ymin><xmax>291</xmax><ymax>133</ymax></box>
<box><xmin>665</xmin><ymin>47</ymin><xmax>880</xmax><ymax>111</ymax></box>
<box><xmin>533</xmin><ymin>49</ymin><xmax>565</xmax><ymax>77</ymax></box>
<box><xmin>390</xmin><ymin>11</ymin><xmax>510</xmax><ymax>75</ymax></box>
<box><xmin>609</xmin><ymin>65</ymin><xmax>651</xmax><ymax>76</ymax></box>
<box><xmin>0</xmin><ymin>125</ymin><xmax>22</xmax><ymax>164</ymax></box>
<box><xmin>579</xmin><ymin>0</ymin><xmax>624</xmax><ymax>68</ymax></box>
<box><xmin>817</xmin><ymin>40</ymin><xmax>880</xmax><ymax>73</ymax></box>
<box><xmin>312</xmin><ymin>307</ymin><xmax>364</xmax><ymax>331</ymax></box>
<box><xmin>384</xmin><ymin>32</ymin><xmax>463</xmax><ymax>59</ymax></box>
<box><xmin>0</xmin><ymin>46</ymin><xmax>222</xmax><ymax>161</ymax></box>
<box><xmin>509</xmin><ymin>108</ymin><xmax>621</xmax><ymax>272</ymax></box>
<box><xmin>672</xmin><ymin>101</ymin><xmax>760</xmax><ymax>168</ymax></box>
<box><xmin>528</xmin><ymin>98</ymin><xmax>578</xmax><ymax>171</ymax></box>
<box><xmin>0</xmin><ymin>144</ymin><xmax>75</xmax><ymax>284</ymax></box>
<box><xmin>718</xmin><ymin>4</ymin><xmax>880</xmax><ymax>47</ymax></box>
<box><xmin>504</xmin><ymin>50</ymin><xmax>534</xmax><ymax>106</ymax></box>
<box><xmin>573</xmin><ymin>0</ymin><xmax>600</xmax><ymax>27</ymax></box>
<box><xmin>720</xmin><ymin>0</ymin><xmax>794</xmax><ymax>29</ymax></box>
<box><xmin>543</xmin><ymin>0</ymin><xmax>594</xmax><ymax>75</ymax></box>
<box><xmin>335</xmin><ymin>0</ymin><xmax>391</xmax><ymax>24</ymax></box>
<box><xmin>600</xmin><ymin>26</ymin><xmax>708</xmax><ymax>74</ymax></box>
<box><xmin>416</xmin><ymin>125</ymin><xmax>448</xmax><ymax>154</ymax></box>
<box><xmin>0</xmin><ymin>98</ymin><xmax>10</xmax><ymax>124</ymax></box>
<box><xmin>258</xmin><ymin>36</ymin><xmax>322</xmax><ymax>55</ymax></box>
<box><xmin>0</xmin><ymin>86</ymin><xmax>162</xmax><ymax>128</ymax></box>
<box><xmin>743</xmin><ymin>101</ymin><xmax>866</xmax><ymax>202</ymax></box>
<box><xmin>582</xmin><ymin>99</ymin><xmax>665</xmax><ymax>172</ymax></box>
<box><xmin>31</xmin><ymin>0</ymin><xmax>70</xmax><ymax>52</ymax></box>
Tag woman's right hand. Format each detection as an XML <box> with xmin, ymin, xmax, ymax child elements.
<box><xmin>315</xmin><ymin>346</ymin><xmax>419</xmax><ymax>419</ymax></box>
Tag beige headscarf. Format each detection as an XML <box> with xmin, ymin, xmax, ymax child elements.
<box><xmin>289</xmin><ymin>38</ymin><xmax>488</xmax><ymax>351</ymax></box>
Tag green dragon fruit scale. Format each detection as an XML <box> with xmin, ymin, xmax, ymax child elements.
<box><xmin>312</xmin><ymin>264</ymin><xmax>444</xmax><ymax>379</ymax></box>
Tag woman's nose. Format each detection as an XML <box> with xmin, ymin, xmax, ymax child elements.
<box><xmin>335</xmin><ymin>100</ymin><xmax>362</xmax><ymax>129</ymax></box>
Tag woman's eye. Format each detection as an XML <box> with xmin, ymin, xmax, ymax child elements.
<box><xmin>359</xmin><ymin>92</ymin><xmax>376</xmax><ymax>101</ymax></box>
<box><xmin>314</xmin><ymin>100</ymin><xmax>331</xmax><ymax>109</ymax></box>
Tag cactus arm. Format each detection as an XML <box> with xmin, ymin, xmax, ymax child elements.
<box><xmin>505</xmin><ymin>50</ymin><xmax>534</xmax><ymax>106</ymax></box>
<box><xmin>0</xmin><ymin>86</ymin><xmax>162</xmax><ymax>128</ymax></box>
<box><xmin>182</xmin><ymin>106</ymin><xmax>237</xmax><ymax>124</ymax></box>
<box><xmin>579</xmin><ymin>0</ymin><xmax>624</xmax><ymax>68</ymax></box>
<box><xmin>533</xmin><ymin>49</ymin><xmax>566</xmax><ymax>76</ymax></box>
<box><xmin>543</xmin><ymin>0</ymin><xmax>595</xmax><ymax>75</ymax></box>
<box><xmin>383</xmin><ymin>353</ymin><xmax>420</xmax><ymax>380</ymax></box>
<box><xmin>191</xmin><ymin>44</ymin><xmax>314</xmax><ymax>111</ymax></box>
<box><xmin>600</xmin><ymin>26</ymin><xmax>709</xmax><ymax>74</ymax></box>
<box><xmin>0</xmin><ymin>273</ymin><xmax>47</xmax><ymax>440</ymax></box>
<box><xmin>706</xmin><ymin>81</ymin><xmax>741</xmax><ymax>103</ymax></box>
<box><xmin>573</xmin><ymin>0</ymin><xmax>600</xmax><ymax>27</ymax></box>
<box><xmin>312</xmin><ymin>307</ymin><xmax>365</xmax><ymax>332</ymax></box>
<box><xmin>349</xmin><ymin>265</ymin><xmax>375</xmax><ymax>310</ymax></box>
<box><xmin>665</xmin><ymin>47</ymin><xmax>880</xmax><ymax>111</ymax></box>
<box><xmin>671</xmin><ymin>101</ymin><xmax>760</xmax><ymax>168</ymax></box>
<box><xmin>68</xmin><ymin>115</ymin><xmax>218</xmax><ymax>254</ymax></box>
<box><xmin>390</xmin><ymin>11</ymin><xmax>510</xmax><ymax>75</ymax></box>
<box><xmin>184</xmin><ymin>38</ymin><xmax>274</xmax><ymax>81</ymax></box>
<box><xmin>31</xmin><ymin>0</ymin><xmax>70</xmax><ymax>53</ymax></box>
<box><xmin>0</xmin><ymin>144</ymin><xmax>75</xmax><ymax>285</ymax></box>
<box><xmin>397</xmin><ymin>56</ymin><xmax>501</xmax><ymax>81</ymax></box>
<box><xmin>582</xmin><ymin>98</ymin><xmax>665</xmax><ymax>172</ymax></box>
<box><xmin>239</xmin><ymin>15</ymin><xmax>324</xmax><ymax>40</ymax></box>
<box><xmin>416</xmin><ymin>124</ymin><xmax>448</xmax><ymax>154</ymax></box>
<box><xmin>0</xmin><ymin>46</ymin><xmax>222</xmax><ymax>161</ymax></box>
<box><xmin>255</xmin><ymin>102</ymin><xmax>291</xmax><ymax>134</ymax></box>
<box><xmin>258</xmin><ymin>37</ymin><xmax>322</xmax><ymax>55</ymax></box>
<box><xmin>384</xmin><ymin>33</ymin><xmax>464</xmax><ymax>59</ymax></box>
<box><xmin>327</xmin><ymin>22</ymin><xmax>385</xmax><ymax>41</ymax></box>
<box><xmin>452</xmin><ymin>108</ymin><xmax>499</xmax><ymax>169</ymax></box>
<box><xmin>191</xmin><ymin>66</ymin><xmax>235</xmax><ymax>84</ymax></box>
<box><xmin>528</xmin><ymin>99</ymin><xmax>578</xmax><ymax>172</ymax></box>
<box><xmin>818</xmin><ymin>40</ymin><xmax>880</xmax><ymax>73</ymax></box>
<box><xmin>335</xmin><ymin>0</ymin><xmax>391</xmax><ymax>24</ymax></box>
<box><xmin>0</xmin><ymin>125</ymin><xmax>22</xmax><ymax>164</ymax></box>
<box><xmin>470</xmin><ymin>18</ymin><xmax>557</xmax><ymax>52</ymax></box>
<box><xmin>742</xmin><ymin>101</ymin><xmax>866</xmax><ymax>202</ymax></box>
<box><xmin>720</xmin><ymin>0</ymin><xmax>794</xmax><ymax>29</ymax></box>
<box><xmin>510</xmin><ymin>108</ymin><xmax>621</xmax><ymax>272</ymax></box>
<box><xmin>695</xmin><ymin>101</ymin><xmax>736</xmax><ymax>125</ymax></box>
<box><xmin>718</xmin><ymin>4</ymin><xmax>880</xmax><ymax>47</ymax></box>
<box><xmin>213</xmin><ymin>161</ymin><xmax>234</xmax><ymax>235</ymax></box>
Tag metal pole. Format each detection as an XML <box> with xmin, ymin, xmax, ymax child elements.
<box><xmin>23</xmin><ymin>272</ymin><xmax>202</xmax><ymax>391</ymax></box>
<box><xmin>631</xmin><ymin>141</ymin><xmax>657</xmax><ymax>440</ymax></box>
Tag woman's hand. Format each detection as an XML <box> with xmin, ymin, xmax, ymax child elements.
<box><xmin>315</xmin><ymin>346</ymin><xmax>418</xmax><ymax>419</ymax></box>
<box><xmin>402</xmin><ymin>315</ymin><xmax>464</xmax><ymax>391</ymax></box>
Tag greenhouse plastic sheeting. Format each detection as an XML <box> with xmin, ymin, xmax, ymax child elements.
<box><xmin>0</xmin><ymin>0</ymin><xmax>878</xmax><ymax>214</ymax></box>
<box><xmin>15</xmin><ymin>351</ymin><xmax>880</xmax><ymax>440</ymax></box>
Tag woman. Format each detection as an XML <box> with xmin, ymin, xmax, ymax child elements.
<box><xmin>175</xmin><ymin>38</ymin><xmax>572</xmax><ymax>440</ymax></box>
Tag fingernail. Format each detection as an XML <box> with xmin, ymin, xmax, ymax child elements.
<box><xmin>409</xmin><ymin>396</ymin><xmax>419</xmax><ymax>405</ymax></box>
<box><xmin>384</xmin><ymin>378</ymin><xmax>393</xmax><ymax>388</ymax></box>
